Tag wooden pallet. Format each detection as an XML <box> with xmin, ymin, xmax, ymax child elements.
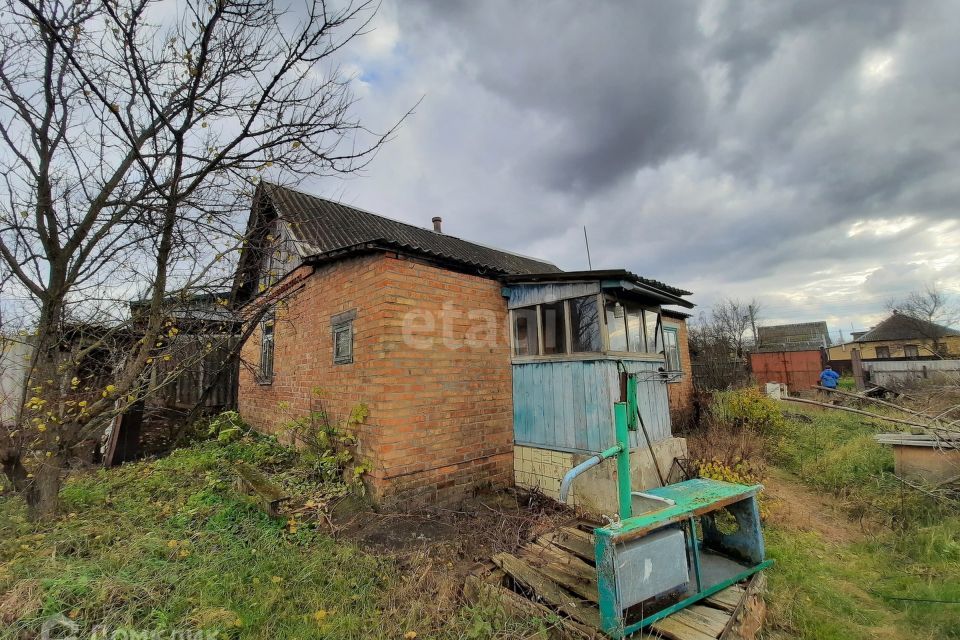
<box><xmin>466</xmin><ymin>525</ymin><xmax>766</xmax><ymax>640</ymax></box>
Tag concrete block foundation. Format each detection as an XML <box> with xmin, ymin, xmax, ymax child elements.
<box><xmin>513</xmin><ymin>437</ymin><xmax>688</xmax><ymax>515</ymax></box>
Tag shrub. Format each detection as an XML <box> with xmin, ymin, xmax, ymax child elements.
<box><xmin>710</xmin><ymin>387</ymin><xmax>786</xmax><ymax>434</ymax></box>
<box><xmin>205</xmin><ymin>410</ymin><xmax>249</xmax><ymax>443</ymax></box>
<box><xmin>279</xmin><ymin>391</ymin><xmax>371</xmax><ymax>494</ymax></box>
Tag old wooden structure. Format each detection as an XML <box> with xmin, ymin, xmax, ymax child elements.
<box><xmin>503</xmin><ymin>271</ymin><xmax>692</xmax><ymax>513</ymax></box>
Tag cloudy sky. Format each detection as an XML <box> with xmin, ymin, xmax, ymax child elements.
<box><xmin>306</xmin><ymin>0</ymin><xmax>960</xmax><ymax>337</ymax></box>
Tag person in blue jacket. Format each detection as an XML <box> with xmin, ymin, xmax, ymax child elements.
<box><xmin>819</xmin><ymin>365</ymin><xmax>840</xmax><ymax>390</ymax></box>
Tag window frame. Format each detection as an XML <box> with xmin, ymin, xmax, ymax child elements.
<box><xmin>331</xmin><ymin>309</ymin><xmax>356</xmax><ymax>365</ymax></box>
<box><xmin>509</xmin><ymin>293</ymin><xmax>666</xmax><ymax>361</ymax></box>
<box><xmin>663</xmin><ymin>326</ymin><xmax>681</xmax><ymax>378</ymax></box>
<box><xmin>903</xmin><ymin>344</ymin><xmax>919</xmax><ymax>358</ymax></box>
<box><xmin>258</xmin><ymin>311</ymin><xmax>275</xmax><ymax>384</ymax></box>
<box><xmin>539</xmin><ymin>301</ymin><xmax>568</xmax><ymax>355</ymax></box>
<box><xmin>875</xmin><ymin>345</ymin><xmax>891</xmax><ymax>359</ymax></box>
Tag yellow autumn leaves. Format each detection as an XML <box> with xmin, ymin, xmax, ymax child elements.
<box><xmin>166</xmin><ymin>539</ymin><xmax>192</xmax><ymax>558</ymax></box>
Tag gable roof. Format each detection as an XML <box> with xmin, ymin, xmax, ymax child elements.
<box><xmin>856</xmin><ymin>312</ymin><xmax>960</xmax><ymax>343</ymax></box>
<box><xmin>756</xmin><ymin>321</ymin><xmax>830</xmax><ymax>352</ymax></box>
<box><xmin>259</xmin><ymin>182</ymin><xmax>560</xmax><ymax>276</ymax></box>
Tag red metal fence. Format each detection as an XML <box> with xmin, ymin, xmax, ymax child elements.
<box><xmin>749</xmin><ymin>350</ymin><xmax>824</xmax><ymax>393</ymax></box>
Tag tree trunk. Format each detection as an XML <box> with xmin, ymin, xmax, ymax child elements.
<box><xmin>25</xmin><ymin>453</ymin><xmax>63</xmax><ymax>521</ymax></box>
<box><xmin>1</xmin><ymin>449</ymin><xmax>29</xmax><ymax>492</ymax></box>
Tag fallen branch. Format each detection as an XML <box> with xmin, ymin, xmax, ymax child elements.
<box><xmin>780</xmin><ymin>396</ymin><xmax>940</xmax><ymax>430</ymax></box>
<box><xmin>812</xmin><ymin>386</ymin><xmax>947</xmax><ymax>424</ymax></box>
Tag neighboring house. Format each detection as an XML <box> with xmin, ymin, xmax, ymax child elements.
<box><xmin>750</xmin><ymin>321</ymin><xmax>831</xmax><ymax>392</ymax></box>
<box><xmin>233</xmin><ymin>182</ymin><xmax>695</xmax><ymax>510</ymax></box>
<box><xmin>828</xmin><ymin>311</ymin><xmax>960</xmax><ymax>363</ymax></box>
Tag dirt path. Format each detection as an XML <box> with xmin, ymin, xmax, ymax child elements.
<box><xmin>762</xmin><ymin>468</ymin><xmax>875</xmax><ymax>544</ymax></box>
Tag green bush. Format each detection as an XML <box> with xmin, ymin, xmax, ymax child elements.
<box><xmin>205</xmin><ymin>410</ymin><xmax>250</xmax><ymax>443</ymax></box>
<box><xmin>710</xmin><ymin>387</ymin><xmax>786</xmax><ymax>434</ymax></box>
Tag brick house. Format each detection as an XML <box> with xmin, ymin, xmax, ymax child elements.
<box><xmin>234</xmin><ymin>183</ymin><xmax>695</xmax><ymax>509</ymax></box>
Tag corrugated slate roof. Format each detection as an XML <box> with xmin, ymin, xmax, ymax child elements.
<box><xmin>857</xmin><ymin>312</ymin><xmax>960</xmax><ymax>342</ymax></box>
<box><xmin>262</xmin><ymin>182</ymin><xmax>560</xmax><ymax>276</ymax></box>
<box><xmin>757</xmin><ymin>321</ymin><xmax>830</xmax><ymax>352</ymax></box>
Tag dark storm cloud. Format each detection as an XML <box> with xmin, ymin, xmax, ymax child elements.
<box><xmin>319</xmin><ymin>0</ymin><xmax>960</xmax><ymax>329</ymax></box>
<box><xmin>400</xmin><ymin>1</ymin><xmax>713</xmax><ymax>194</ymax></box>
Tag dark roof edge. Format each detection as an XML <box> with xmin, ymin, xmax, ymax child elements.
<box><xmin>501</xmin><ymin>269</ymin><xmax>694</xmax><ymax>308</ymax></box>
<box><xmin>302</xmin><ymin>240</ymin><xmax>526</xmax><ymax>278</ymax></box>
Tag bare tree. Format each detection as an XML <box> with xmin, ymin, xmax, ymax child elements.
<box><xmin>888</xmin><ymin>284</ymin><xmax>959</xmax><ymax>358</ymax></box>
<box><xmin>0</xmin><ymin>0</ymin><xmax>402</xmax><ymax>519</ymax></box>
<box><xmin>687</xmin><ymin>297</ymin><xmax>761</xmax><ymax>390</ymax></box>
<box><xmin>707</xmin><ymin>298</ymin><xmax>761</xmax><ymax>357</ymax></box>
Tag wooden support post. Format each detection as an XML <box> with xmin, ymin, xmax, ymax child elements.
<box><xmin>851</xmin><ymin>348</ymin><xmax>865</xmax><ymax>391</ymax></box>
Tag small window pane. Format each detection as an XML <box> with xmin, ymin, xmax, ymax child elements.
<box><xmin>333</xmin><ymin>322</ymin><xmax>353</xmax><ymax>364</ymax></box>
<box><xmin>540</xmin><ymin>302</ymin><xmax>566</xmax><ymax>355</ymax></box>
<box><xmin>605</xmin><ymin>300</ymin><xmax>628</xmax><ymax>352</ymax></box>
<box><xmin>570</xmin><ymin>296</ymin><xmax>602</xmax><ymax>353</ymax></box>
<box><xmin>644</xmin><ymin>310</ymin><xmax>662</xmax><ymax>354</ymax></box>
<box><xmin>260</xmin><ymin>316</ymin><xmax>275</xmax><ymax>381</ymax></box>
<box><xmin>513</xmin><ymin>307</ymin><xmax>539</xmax><ymax>356</ymax></box>
<box><xmin>904</xmin><ymin>345</ymin><xmax>919</xmax><ymax>358</ymax></box>
<box><xmin>626</xmin><ymin>308</ymin><xmax>644</xmax><ymax>353</ymax></box>
<box><xmin>875</xmin><ymin>346</ymin><xmax>890</xmax><ymax>359</ymax></box>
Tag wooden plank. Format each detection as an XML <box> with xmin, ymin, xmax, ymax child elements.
<box><xmin>520</xmin><ymin>543</ymin><xmax>599</xmax><ymax>603</ymax></box>
<box><xmin>704</xmin><ymin>585</ymin><xmax>744</xmax><ymax>613</ymax></box>
<box><xmin>464</xmin><ymin>573</ymin><xmax>598</xmax><ymax>639</ymax></box>
<box><xmin>234</xmin><ymin>462</ymin><xmax>290</xmax><ymax>516</ymax></box>
<box><xmin>685</xmin><ymin>604</ymin><xmax>732</xmax><ymax>630</ymax></box>
<box><xmin>671</xmin><ymin>605</ymin><xmax>728</xmax><ymax>637</ymax></box>
<box><xmin>649</xmin><ymin>616</ymin><xmax>717</xmax><ymax>640</ymax></box>
<box><xmin>721</xmin><ymin>572</ymin><xmax>767</xmax><ymax>640</ymax></box>
<box><xmin>491</xmin><ymin>553</ymin><xmax>601</xmax><ymax>629</ymax></box>
<box><xmin>539</xmin><ymin>528</ymin><xmax>596</xmax><ymax>563</ymax></box>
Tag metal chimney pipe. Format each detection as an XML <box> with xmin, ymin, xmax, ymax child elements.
<box><xmin>432</xmin><ymin>216</ymin><xmax>442</xmax><ymax>233</ymax></box>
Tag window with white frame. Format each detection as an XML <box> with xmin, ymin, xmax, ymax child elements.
<box><xmin>663</xmin><ymin>326</ymin><xmax>681</xmax><ymax>374</ymax></box>
<box><xmin>540</xmin><ymin>302</ymin><xmax>567</xmax><ymax>354</ymax></box>
<box><xmin>512</xmin><ymin>307</ymin><xmax>539</xmax><ymax>356</ymax></box>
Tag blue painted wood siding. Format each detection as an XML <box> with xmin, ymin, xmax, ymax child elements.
<box><xmin>513</xmin><ymin>358</ymin><xmax>672</xmax><ymax>453</ymax></box>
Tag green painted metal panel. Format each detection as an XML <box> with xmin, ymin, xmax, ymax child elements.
<box><xmin>595</xmin><ymin>479</ymin><xmax>761</xmax><ymax>539</ymax></box>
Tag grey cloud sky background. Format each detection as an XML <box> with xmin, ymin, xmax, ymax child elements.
<box><xmin>304</xmin><ymin>0</ymin><xmax>960</xmax><ymax>336</ymax></box>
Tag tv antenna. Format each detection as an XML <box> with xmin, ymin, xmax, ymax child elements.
<box><xmin>583</xmin><ymin>226</ymin><xmax>593</xmax><ymax>270</ymax></box>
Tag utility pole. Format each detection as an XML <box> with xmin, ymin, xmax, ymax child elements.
<box><xmin>748</xmin><ymin>304</ymin><xmax>758</xmax><ymax>347</ymax></box>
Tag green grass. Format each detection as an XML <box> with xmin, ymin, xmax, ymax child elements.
<box><xmin>3</xmin><ymin>403</ymin><xmax>958</xmax><ymax>639</ymax></box>
<box><xmin>0</xmin><ymin>436</ymin><xmax>543</xmax><ymax>639</ymax></box>
<box><xmin>836</xmin><ymin>375</ymin><xmax>857</xmax><ymax>391</ymax></box>
<box><xmin>761</xmin><ymin>406</ymin><xmax>960</xmax><ymax>640</ymax></box>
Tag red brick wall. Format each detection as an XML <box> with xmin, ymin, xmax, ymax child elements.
<box><xmin>238</xmin><ymin>252</ymin><xmax>514</xmax><ymax>506</ymax></box>
<box><xmin>664</xmin><ymin>316</ymin><xmax>694</xmax><ymax>419</ymax></box>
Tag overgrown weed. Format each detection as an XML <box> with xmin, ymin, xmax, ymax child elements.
<box><xmin>0</xmin><ymin>428</ymin><xmax>542</xmax><ymax>639</ymax></box>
